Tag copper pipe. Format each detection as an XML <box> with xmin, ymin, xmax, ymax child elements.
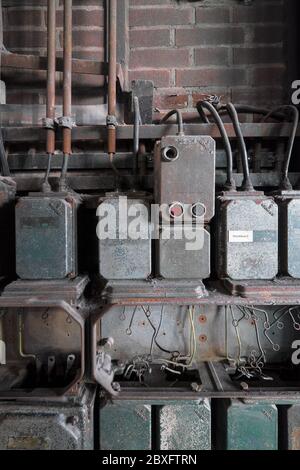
<box><xmin>107</xmin><ymin>0</ymin><xmax>117</xmax><ymax>161</ymax></box>
<box><xmin>59</xmin><ymin>0</ymin><xmax>73</xmax><ymax>191</ymax></box>
<box><xmin>46</xmin><ymin>0</ymin><xmax>56</xmax><ymax>156</ymax></box>
<box><xmin>63</xmin><ymin>0</ymin><xmax>72</xmax><ymax>156</ymax></box>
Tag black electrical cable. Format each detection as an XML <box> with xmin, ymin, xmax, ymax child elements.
<box><xmin>261</xmin><ymin>105</ymin><xmax>299</xmax><ymax>191</ymax></box>
<box><xmin>160</xmin><ymin>109</ymin><xmax>184</xmax><ymax>136</ymax></box>
<box><xmin>219</xmin><ymin>104</ymin><xmax>286</xmax><ymax>122</ymax></box>
<box><xmin>142</xmin><ymin>306</ymin><xmax>180</xmax><ymax>356</ymax></box>
<box><xmin>226</xmin><ymin>102</ymin><xmax>254</xmax><ymax>192</ymax></box>
<box><xmin>197</xmin><ymin>100</ymin><xmax>236</xmax><ymax>191</ymax></box>
<box><xmin>59</xmin><ymin>153</ymin><xmax>69</xmax><ymax>191</ymax></box>
<box><xmin>0</xmin><ymin>126</ymin><xmax>10</xmax><ymax>177</ymax></box>
<box><xmin>42</xmin><ymin>154</ymin><xmax>52</xmax><ymax>192</ymax></box>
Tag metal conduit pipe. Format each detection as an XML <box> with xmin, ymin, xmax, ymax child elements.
<box><xmin>107</xmin><ymin>0</ymin><xmax>119</xmax><ymax>176</ymax></box>
<box><xmin>43</xmin><ymin>0</ymin><xmax>56</xmax><ymax>192</ymax></box>
<box><xmin>59</xmin><ymin>0</ymin><xmax>73</xmax><ymax>191</ymax></box>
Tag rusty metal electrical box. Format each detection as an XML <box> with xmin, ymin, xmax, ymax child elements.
<box><xmin>15</xmin><ymin>193</ymin><xmax>80</xmax><ymax>280</ymax></box>
<box><xmin>0</xmin><ymin>177</ymin><xmax>16</xmax><ymax>279</ymax></box>
<box><xmin>216</xmin><ymin>192</ymin><xmax>278</xmax><ymax>280</ymax></box>
<box><xmin>276</xmin><ymin>192</ymin><xmax>300</xmax><ymax>278</ymax></box>
<box><xmin>154</xmin><ymin>135</ymin><xmax>215</xmax><ymax>223</ymax></box>
<box><xmin>157</xmin><ymin>225</ymin><xmax>210</xmax><ymax>279</ymax></box>
<box><xmin>0</xmin><ymin>387</ymin><xmax>95</xmax><ymax>450</ymax></box>
<box><xmin>98</xmin><ymin>195</ymin><xmax>152</xmax><ymax>280</ymax></box>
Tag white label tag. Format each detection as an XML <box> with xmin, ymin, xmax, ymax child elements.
<box><xmin>0</xmin><ymin>340</ymin><xmax>6</xmax><ymax>365</ymax></box>
<box><xmin>228</xmin><ymin>230</ymin><xmax>253</xmax><ymax>243</ymax></box>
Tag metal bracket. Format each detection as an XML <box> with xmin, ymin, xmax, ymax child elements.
<box><xmin>106</xmin><ymin>115</ymin><xmax>118</xmax><ymax>128</ymax></box>
<box><xmin>56</xmin><ymin>116</ymin><xmax>76</xmax><ymax>129</ymax></box>
<box><xmin>42</xmin><ymin>117</ymin><xmax>56</xmax><ymax>130</ymax></box>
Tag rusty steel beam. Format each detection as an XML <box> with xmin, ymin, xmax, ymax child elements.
<box><xmin>3</xmin><ymin>123</ymin><xmax>300</xmax><ymax>143</ymax></box>
<box><xmin>1</xmin><ymin>53</ymin><xmax>124</xmax><ymax>89</ymax></box>
<box><xmin>1</xmin><ymin>52</ymin><xmax>106</xmax><ymax>75</ymax></box>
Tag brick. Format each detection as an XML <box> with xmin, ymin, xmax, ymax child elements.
<box><xmin>6</xmin><ymin>90</ymin><xmax>41</xmax><ymax>105</ymax></box>
<box><xmin>233</xmin><ymin>46</ymin><xmax>283</xmax><ymax>65</ymax></box>
<box><xmin>129</xmin><ymin>6</ymin><xmax>193</xmax><ymax>27</ymax></box>
<box><xmin>6</xmin><ymin>8</ymin><xmax>43</xmax><ymax>27</ymax></box>
<box><xmin>130</xmin><ymin>28</ymin><xmax>170</xmax><ymax>48</ymax></box>
<box><xmin>176</xmin><ymin>27</ymin><xmax>244</xmax><ymax>46</ymax></box>
<box><xmin>130</xmin><ymin>48</ymin><xmax>189</xmax><ymax>69</ymax></box>
<box><xmin>61</xmin><ymin>29</ymin><xmax>104</xmax><ymax>48</ymax></box>
<box><xmin>176</xmin><ymin>68</ymin><xmax>246</xmax><ymax>87</ymax></box>
<box><xmin>250</xmin><ymin>66</ymin><xmax>286</xmax><ymax>87</ymax></box>
<box><xmin>56</xmin><ymin>9</ymin><xmax>104</xmax><ymax>28</ymax></box>
<box><xmin>154</xmin><ymin>88</ymin><xmax>188</xmax><ymax>110</ymax></box>
<box><xmin>60</xmin><ymin>0</ymin><xmax>104</xmax><ymax>5</ymax></box>
<box><xmin>253</xmin><ymin>25</ymin><xmax>284</xmax><ymax>44</ymax></box>
<box><xmin>232</xmin><ymin>87</ymin><xmax>286</xmax><ymax>106</ymax></box>
<box><xmin>196</xmin><ymin>7</ymin><xmax>230</xmax><ymax>24</ymax></box>
<box><xmin>195</xmin><ymin>47</ymin><xmax>229</xmax><ymax>66</ymax></box>
<box><xmin>192</xmin><ymin>91</ymin><xmax>231</xmax><ymax>107</ymax></box>
<box><xmin>4</xmin><ymin>30</ymin><xmax>47</xmax><ymax>49</ymax></box>
<box><xmin>129</xmin><ymin>69</ymin><xmax>171</xmax><ymax>88</ymax></box>
<box><xmin>72</xmin><ymin>49</ymin><xmax>105</xmax><ymax>61</ymax></box>
<box><xmin>233</xmin><ymin>5</ymin><xmax>283</xmax><ymax>23</ymax></box>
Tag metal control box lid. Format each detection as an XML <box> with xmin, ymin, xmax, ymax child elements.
<box><xmin>15</xmin><ymin>193</ymin><xmax>79</xmax><ymax>280</ymax></box>
<box><xmin>154</xmin><ymin>135</ymin><xmax>215</xmax><ymax>223</ymax></box>
<box><xmin>276</xmin><ymin>192</ymin><xmax>300</xmax><ymax>278</ymax></box>
<box><xmin>98</xmin><ymin>197</ymin><xmax>152</xmax><ymax>280</ymax></box>
<box><xmin>0</xmin><ymin>177</ymin><xmax>16</xmax><ymax>278</ymax></box>
<box><xmin>0</xmin><ymin>386</ymin><xmax>95</xmax><ymax>450</ymax></box>
<box><xmin>217</xmin><ymin>192</ymin><xmax>278</xmax><ymax>280</ymax></box>
<box><xmin>157</xmin><ymin>225</ymin><xmax>210</xmax><ymax>280</ymax></box>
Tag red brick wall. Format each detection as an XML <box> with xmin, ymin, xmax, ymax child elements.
<box><xmin>1</xmin><ymin>0</ymin><xmax>289</xmax><ymax>115</ymax></box>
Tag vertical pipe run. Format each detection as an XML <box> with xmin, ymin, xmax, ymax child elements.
<box><xmin>43</xmin><ymin>0</ymin><xmax>56</xmax><ymax>191</ymax></box>
<box><xmin>107</xmin><ymin>0</ymin><xmax>117</xmax><ymax>170</ymax></box>
<box><xmin>60</xmin><ymin>0</ymin><xmax>72</xmax><ymax>191</ymax></box>
<box><xmin>46</xmin><ymin>0</ymin><xmax>56</xmax><ymax>156</ymax></box>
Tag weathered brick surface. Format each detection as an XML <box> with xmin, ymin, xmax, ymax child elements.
<box><xmin>2</xmin><ymin>0</ymin><xmax>289</xmax><ymax>112</ymax></box>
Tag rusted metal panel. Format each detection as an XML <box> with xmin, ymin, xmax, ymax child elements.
<box><xmin>0</xmin><ymin>302</ymin><xmax>86</xmax><ymax>398</ymax></box>
<box><xmin>3</xmin><ymin>124</ymin><xmax>298</xmax><ymax>144</ymax></box>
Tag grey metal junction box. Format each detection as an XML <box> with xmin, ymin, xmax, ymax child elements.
<box><xmin>15</xmin><ymin>193</ymin><xmax>80</xmax><ymax>280</ymax></box>
<box><xmin>217</xmin><ymin>192</ymin><xmax>278</xmax><ymax>280</ymax></box>
<box><xmin>275</xmin><ymin>191</ymin><xmax>300</xmax><ymax>278</ymax></box>
<box><xmin>0</xmin><ymin>387</ymin><xmax>95</xmax><ymax>450</ymax></box>
<box><xmin>154</xmin><ymin>135</ymin><xmax>215</xmax><ymax>223</ymax></box>
<box><xmin>0</xmin><ymin>177</ymin><xmax>16</xmax><ymax>278</ymax></box>
<box><xmin>98</xmin><ymin>196</ymin><xmax>152</xmax><ymax>280</ymax></box>
<box><xmin>157</xmin><ymin>225</ymin><xmax>210</xmax><ymax>280</ymax></box>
